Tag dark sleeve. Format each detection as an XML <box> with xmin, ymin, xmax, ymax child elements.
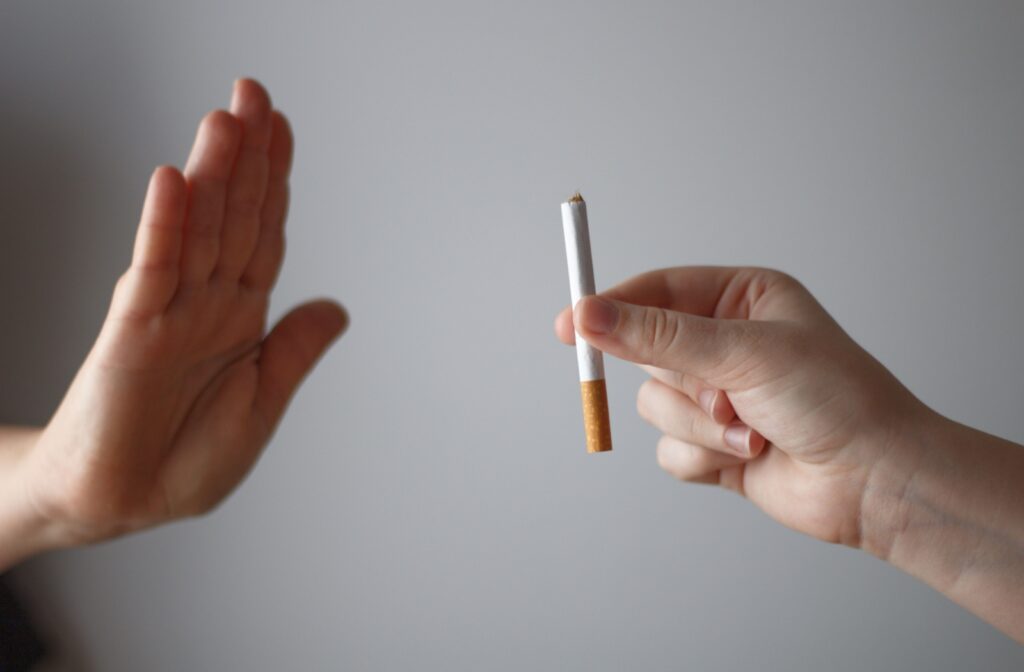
<box><xmin>0</xmin><ymin>577</ymin><xmax>46</xmax><ymax>672</ymax></box>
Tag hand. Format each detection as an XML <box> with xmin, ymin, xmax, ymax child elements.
<box><xmin>8</xmin><ymin>80</ymin><xmax>347</xmax><ymax>556</ymax></box>
<box><xmin>555</xmin><ymin>266</ymin><xmax>929</xmax><ymax>547</ymax></box>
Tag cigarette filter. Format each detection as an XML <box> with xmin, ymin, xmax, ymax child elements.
<box><xmin>561</xmin><ymin>192</ymin><xmax>612</xmax><ymax>453</ymax></box>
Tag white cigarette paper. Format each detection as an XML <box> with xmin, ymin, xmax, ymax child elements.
<box><xmin>562</xmin><ymin>193</ymin><xmax>612</xmax><ymax>453</ymax></box>
<box><xmin>562</xmin><ymin>195</ymin><xmax>605</xmax><ymax>382</ymax></box>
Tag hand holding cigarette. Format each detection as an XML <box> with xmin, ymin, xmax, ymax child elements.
<box><xmin>554</xmin><ymin>265</ymin><xmax>1024</xmax><ymax>642</ymax></box>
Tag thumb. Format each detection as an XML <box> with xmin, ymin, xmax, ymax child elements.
<box><xmin>573</xmin><ymin>296</ymin><xmax>763</xmax><ymax>385</ymax></box>
<box><xmin>254</xmin><ymin>299</ymin><xmax>348</xmax><ymax>430</ymax></box>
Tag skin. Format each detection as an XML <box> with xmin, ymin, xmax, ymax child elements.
<box><xmin>0</xmin><ymin>79</ymin><xmax>347</xmax><ymax>569</ymax></box>
<box><xmin>554</xmin><ymin>266</ymin><xmax>1024</xmax><ymax>643</ymax></box>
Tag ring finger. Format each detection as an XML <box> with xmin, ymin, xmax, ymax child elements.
<box><xmin>638</xmin><ymin>378</ymin><xmax>765</xmax><ymax>458</ymax></box>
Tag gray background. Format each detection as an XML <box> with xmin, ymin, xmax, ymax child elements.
<box><xmin>2</xmin><ymin>1</ymin><xmax>1023</xmax><ymax>669</ymax></box>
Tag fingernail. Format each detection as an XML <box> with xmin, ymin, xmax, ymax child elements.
<box><xmin>724</xmin><ymin>423</ymin><xmax>752</xmax><ymax>455</ymax></box>
<box><xmin>579</xmin><ymin>297</ymin><xmax>619</xmax><ymax>335</ymax></box>
<box><xmin>698</xmin><ymin>389</ymin><xmax>717</xmax><ymax>417</ymax></box>
<box><xmin>748</xmin><ymin>430</ymin><xmax>766</xmax><ymax>456</ymax></box>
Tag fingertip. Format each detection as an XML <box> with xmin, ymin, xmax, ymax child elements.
<box><xmin>329</xmin><ymin>303</ymin><xmax>350</xmax><ymax>337</ymax></box>
<box><xmin>152</xmin><ymin>163</ymin><xmax>184</xmax><ymax>180</ymax></box>
<box><xmin>196</xmin><ymin>109</ymin><xmax>242</xmax><ymax>155</ymax></box>
<box><xmin>144</xmin><ymin>166</ymin><xmax>186</xmax><ymax>226</ymax></box>
<box><xmin>150</xmin><ymin>165</ymin><xmax>186</xmax><ymax>199</ymax></box>
<box><xmin>229</xmin><ymin>81</ymin><xmax>273</xmax><ymax>152</ymax></box>
<box><xmin>202</xmin><ymin>108</ymin><xmax>241</xmax><ymax>135</ymax></box>
<box><xmin>231</xmin><ymin>77</ymin><xmax>272</xmax><ymax>111</ymax></box>
<box><xmin>255</xmin><ymin>298</ymin><xmax>347</xmax><ymax>430</ymax></box>
<box><xmin>554</xmin><ymin>307</ymin><xmax>576</xmax><ymax>345</ymax></box>
<box><xmin>712</xmin><ymin>391</ymin><xmax>737</xmax><ymax>425</ymax></box>
<box><xmin>748</xmin><ymin>430</ymin><xmax>767</xmax><ymax>457</ymax></box>
<box><xmin>310</xmin><ymin>299</ymin><xmax>349</xmax><ymax>339</ymax></box>
<box><xmin>574</xmin><ymin>295</ymin><xmax>620</xmax><ymax>337</ymax></box>
<box><xmin>186</xmin><ymin>110</ymin><xmax>242</xmax><ymax>178</ymax></box>
<box><xmin>724</xmin><ymin>423</ymin><xmax>764</xmax><ymax>458</ymax></box>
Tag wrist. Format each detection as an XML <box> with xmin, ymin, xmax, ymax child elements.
<box><xmin>856</xmin><ymin>405</ymin><xmax>942</xmax><ymax>563</ymax></box>
<box><xmin>0</xmin><ymin>427</ymin><xmax>58</xmax><ymax>570</ymax></box>
<box><xmin>857</xmin><ymin>408</ymin><xmax>1024</xmax><ymax>641</ymax></box>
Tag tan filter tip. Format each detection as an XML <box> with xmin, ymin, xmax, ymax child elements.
<box><xmin>580</xmin><ymin>379</ymin><xmax>613</xmax><ymax>453</ymax></box>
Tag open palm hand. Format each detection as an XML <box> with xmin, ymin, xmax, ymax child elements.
<box><xmin>25</xmin><ymin>80</ymin><xmax>347</xmax><ymax>545</ymax></box>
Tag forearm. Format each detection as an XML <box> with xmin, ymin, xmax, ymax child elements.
<box><xmin>0</xmin><ymin>426</ymin><xmax>52</xmax><ymax>571</ymax></box>
<box><xmin>861</xmin><ymin>413</ymin><xmax>1024</xmax><ymax>642</ymax></box>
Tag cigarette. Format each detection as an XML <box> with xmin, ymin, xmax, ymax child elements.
<box><xmin>561</xmin><ymin>192</ymin><xmax>612</xmax><ymax>454</ymax></box>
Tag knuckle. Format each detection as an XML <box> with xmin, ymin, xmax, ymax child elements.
<box><xmin>112</xmin><ymin>271</ymin><xmax>132</xmax><ymax>300</ymax></box>
<box><xmin>728</xmin><ymin>268</ymin><xmax>808</xmax><ymax>319</ymax></box>
<box><xmin>756</xmin><ymin>267</ymin><xmax>808</xmax><ymax>297</ymax></box>
<box><xmin>756</xmin><ymin>266</ymin><xmax>787</xmax><ymax>280</ymax></box>
<box><xmin>676</xmin><ymin>371</ymin><xmax>696</xmax><ymax>398</ymax></box>
<box><xmin>686</xmin><ymin>407</ymin><xmax>704</xmax><ymax>442</ymax></box>
<box><xmin>228</xmin><ymin>194</ymin><xmax>262</xmax><ymax>220</ymax></box>
<box><xmin>641</xmin><ymin>308</ymin><xmax>662</xmax><ymax>350</ymax></box>
<box><xmin>643</xmin><ymin>308</ymin><xmax>682</xmax><ymax>363</ymax></box>
<box><xmin>748</xmin><ymin>266</ymin><xmax>792</xmax><ymax>285</ymax></box>
<box><xmin>769</xmin><ymin>268</ymin><xmax>804</xmax><ymax>291</ymax></box>
<box><xmin>228</xmin><ymin>166</ymin><xmax>269</xmax><ymax>217</ymax></box>
<box><xmin>131</xmin><ymin>256</ymin><xmax>179</xmax><ymax>279</ymax></box>
<box><xmin>110</xmin><ymin>279</ymin><xmax>141</xmax><ymax>322</ymax></box>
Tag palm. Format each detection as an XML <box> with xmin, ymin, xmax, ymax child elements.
<box><xmin>95</xmin><ymin>278</ymin><xmax>271</xmax><ymax>515</ymax></box>
<box><xmin>33</xmin><ymin>81</ymin><xmax>346</xmax><ymax>541</ymax></box>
